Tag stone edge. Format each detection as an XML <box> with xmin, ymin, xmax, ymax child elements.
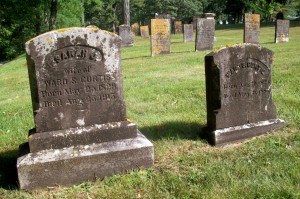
<box><xmin>204</xmin><ymin>119</ymin><xmax>285</xmax><ymax>146</ymax></box>
<box><xmin>17</xmin><ymin>131</ymin><xmax>154</xmax><ymax>190</ymax></box>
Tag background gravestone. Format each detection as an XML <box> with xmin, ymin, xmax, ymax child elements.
<box><xmin>184</xmin><ymin>24</ymin><xmax>193</xmax><ymax>42</ymax></box>
<box><xmin>119</xmin><ymin>25</ymin><xmax>134</xmax><ymax>47</ymax></box>
<box><xmin>275</xmin><ymin>20</ymin><xmax>290</xmax><ymax>43</ymax></box>
<box><xmin>151</xmin><ymin>19</ymin><xmax>171</xmax><ymax>56</ymax></box>
<box><xmin>17</xmin><ymin>27</ymin><xmax>154</xmax><ymax>190</ymax></box>
<box><xmin>140</xmin><ymin>25</ymin><xmax>150</xmax><ymax>39</ymax></box>
<box><xmin>204</xmin><ymin>44</ymin><xmax>285</xmax><ymax>146</ymax></box>
<box><xmin>195</xmin><ymin>18</ymin><xmax>215</xmax><ymax>51</ymax></box>
<box><xmin>131</xmin><ymin>22</ymin><xmax>140</xmax><ymax>36</ymax></box>
<box><xmin>244</xmin><ymin>14</ymin><xmax>260</xmax><ymax>43</ymax></box>
<box><xmin>174</xmin><ymin>21</ymin><xmax>183</xmax><ymax>34</ymax></box>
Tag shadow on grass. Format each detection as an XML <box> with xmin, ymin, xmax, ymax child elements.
<box><xmin>0</xmin><ymin>149</ymin><xmax>19</xmax><ymax>190</ymax></box>
<box><xmin>139</xmin><ymin>121</ymin><xmax>206</xmax><ymax>141</ymax></box>
<box><xmin>122</xmin><ymin>55</ymin><xmax>150</xmax><ymax>60</ymax></box>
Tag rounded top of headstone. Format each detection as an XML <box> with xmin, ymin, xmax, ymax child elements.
<box><xmin>211</xmin><ymin>43</ymin><xmax>273</xmax><ymax>57</ymax></box>
<box><xmin>25</xmin><ymin>27</ymin><xmax>120</xmax><ymax>56</ymax></box>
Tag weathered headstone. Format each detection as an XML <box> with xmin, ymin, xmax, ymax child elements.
<box><xmin>184</xmin><ymin>24</ymin><xmax>193</xmax><ymax>43</ymax></box>
<box><xmin>17</xmin><ymin>27</ymin><xmax>154</xmax><ymax>189</ymax></box>
<box><xmin>275</xmin><ymin>20</ymin><xmax>290</xmax><ymax>43</ymax></box>
<box><xmin>140</xmin><ymin>25</ymin><xmax>149</xmax><ymax>39</ymax></box>
<box><xmin>151</xmin><ymin>19</ymin><xmax>171</xmax><ymax>56</ymax></box>
<box><xmin>174</xmin><ymin>21</ymin><xmax>183</xmax><ymax>34</ymax></box>
<box><xmin>131</xmin><ymin>22</ymin><xmax>140</xmax><ymax>36</ymax></box>
<box><xmin>244</xmin><ymin>14</ymin><xmax>260</xmax><ymax>43</ymax></box>
<box><xmin>119</xmin><ymin>24</ymin><xmax>134</xmax><ymax>47</ymax></box>
<box><xmin>195</xmin><ymin>18</ymin><xmax>215</xmax><ymax>51</ymax></box>
<box><xmin>204</xmin><ymin>44</ymin><xmax>285</xmax><ymax>146</ymax></box>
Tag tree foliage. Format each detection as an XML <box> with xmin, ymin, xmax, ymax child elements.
<box><xmin>0</xmin><ymin>0</ymin><xmax>299</xmax><ymax>61</ymax></box>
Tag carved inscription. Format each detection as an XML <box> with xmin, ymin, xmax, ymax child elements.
<box><xmin>40</xmin><ymin>46</ymin><xmax>118</xmax><ymax>109</ymax></box>
<box><xmin>222</xmin><ymin>59</ymin><xmax>271</xmax><ymax>102</ymax></box>
<box><xmin>46</xmin><ymin>46</ymin><xmax>103</xmax><ymax>67</ymax></box>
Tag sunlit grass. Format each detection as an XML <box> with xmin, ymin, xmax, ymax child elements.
<box><xmin>0</xmin><ymin>21</ymin><xmax>299</xmax><ymax>198</ymax></box>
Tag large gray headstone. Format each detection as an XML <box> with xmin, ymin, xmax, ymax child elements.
<box><xmin>119</xmin><ymin>24</ymin><xmax>134</xmax><ymax>47</ymax></box>
<box><xmin>195</xmin><ymin>18</ymin><xmax>215</xmax><ymax>51</ymax></box>
<box><xmin>184</xmin><ymin>24</ymin><xmax>193</xmax><ymax>43</ymax></box>
<box><xmin>204</xmin><ymin>44</ymin><xmax>285</xmax><ymax>146</ymax></box>
<box><xmin>17</xmin><ymin>27</ymin><xmax>154</xmax><ymax>189</ymax></box>
<box><xmin>244</xmin><ymin>14</ymin><xmax>260</xmax><ymax>43</ymax></box>
<box><xmin>275</xmin><ymin>20</ymin><xmax>289</xmax><ymax>43</ymax></box>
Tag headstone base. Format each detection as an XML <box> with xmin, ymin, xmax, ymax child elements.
<box><xmin>28</xmin><ymin>121</ymin><xmax>137</xmax><ymax>153</ymax></box>
<box><xmin>17</xmin><ymin>132</ymin><xmax>154</xmax><ymax>190</ymax></box>
<box><xmin>204</xmin><ymin>119</ymin><xmax>285</xmax><ymax>146</ymax></box>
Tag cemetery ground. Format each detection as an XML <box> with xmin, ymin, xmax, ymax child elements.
<box><xmin>0</xmin><ymin>21</ymin><xmax>299</xmax><ymax>198</ymax></box>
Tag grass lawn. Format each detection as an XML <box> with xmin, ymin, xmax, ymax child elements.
<box><xmin>0</xmin><ymin>21</ymin><xmax>299</xmax><ymax>198</ymax></box>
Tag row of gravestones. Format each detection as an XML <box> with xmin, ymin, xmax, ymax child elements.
<box><xmin>120</xmin><ymin>14</ymin><xmax>290</xmax><ymax>56</ymax></box>
<box><xmin>16</xmin><ymin>24</ymin><xmax>285</xmax><ymax>190</ymax></box>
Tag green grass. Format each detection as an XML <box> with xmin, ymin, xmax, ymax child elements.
<box><xmin>0</xmin><ymin>21</ymin><xmax>300</xmax><ymax>198</ymax></box>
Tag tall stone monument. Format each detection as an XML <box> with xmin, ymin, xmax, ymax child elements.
<box><xmin>174</xmin><ymin>21</ymin><xmax>183</xmax><ymax>34</ymax></box>
<box><xmin>151</xmin><ymin>19</ymin><xmax>171</xmax><ymax>56</ymax></box>
<box><xmin>119</xmin><ymin>0</ymin><xmax>134</xmax><ymax>47</ymax></box>
<box><xmin>204</xmin><ymin>44</ymin><xmax>285</xmax><ymax>146</ymax></box>
<box><xmin>17</xmin><ymin>27</ymin><xmax>154</xmax><ymax>189</ymax></box>
<box><xmin>184</xmin><ymin>24</ymin><xmax>193</xmax><ymax>43</ymax></box>
<box><xmin>275</xmin><ymin>20</ymin><xmax>290</xmax><ymax>43</ymax></box>
<box><xmin>140</xmin><ymin>25</ymin><xmax>150</xmax><ymax>39</ymax></box>
<box><xmin>244</xmin><ymin>14</ymin><xmax>260</xmax><ymax>43</ymax></box>
<box><xmin>195</xmin><ymin>18</ymin><xmax>215</xmax><ymax>51</ymax></box>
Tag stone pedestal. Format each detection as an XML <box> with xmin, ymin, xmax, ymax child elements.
<box><xmin>18</xmin><ymin>132</ymin><xmax>153</xmax><ymax>190</ymax></box>
<box><xmin>205</xmin><ymin>119</ymin><xmax>285</xmax><ymax>146</ymax></box>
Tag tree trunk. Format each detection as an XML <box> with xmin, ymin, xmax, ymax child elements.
<box><xmin>49</xmin><ymin>0</ymin><xmax>58</xmax><ymax>31</ymax></box>
<box><xmin>82</xmin><ymin>0</ymin><xmax>85</xmax><ymax>26</ymax></box>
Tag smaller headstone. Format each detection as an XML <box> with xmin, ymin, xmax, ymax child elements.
<box><xmin>275</xmin><ymin>20</ymin><xmax>289</xmax><ymax>43</ymax></box>
<box><xmin>119</xmin><ymin>24</ymin><xmax>134</xmax><ymax>47</ymax></box>
<box><xmin>195</xmin><ymin>18</ymin><xmax>215</xmax><ymax>51</ymax></box>
<box><xmin>203</xmin><ymin>44</ymin><xmax>285</xmax><ymax>146</ymax></box>
<box><xmin>131</xmin><ymin>23</ymin><xmax>140</xmax><ymax>36</ymax></box>
<box><xmin>151</xmin><ymin>19</ymin><xmax>171</xmax><ymax>56</ymax></box>
<box><xmin>244</xmin><ymin>14</ymin><xmax>260</xmax><ymax>43</ymax></box>
<box><xmin>174</xmin><ymin>21</ymin><xmax>183</xmax><ymax>34</ymax></box>
<box><xmin>184</xmin><ymin>24</ymin><xmax>193</xmax><ymax>42</ymax></box>
<box><xmin>140</xmin><ymin>25</ymin><xmax>150</xmax><ymax>39</ymax></box>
